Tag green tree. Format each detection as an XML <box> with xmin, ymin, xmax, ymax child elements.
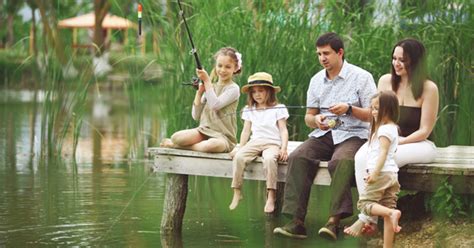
<box><xmin>4</xmin><ymin>0</ymin><xmax>24</xmax><ymax>47</ymax></box>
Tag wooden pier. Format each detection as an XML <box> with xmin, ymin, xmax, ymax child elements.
<box><xmin>148</xmin><ymin>142</ymin><xmax>474</xmax><ymax>234</ymax></box>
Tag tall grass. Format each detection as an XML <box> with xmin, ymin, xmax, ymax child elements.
<box><xmin>147</xmin><ymin>0</ymin><xmax>472</xmax><ymax>146</ymax></box>
<box><xmin>3</xmin><ymin>0</ymin><xmax>471</xmax><ymax>162</ymax></box>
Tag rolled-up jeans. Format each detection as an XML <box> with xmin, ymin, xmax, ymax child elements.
<box><xmin>231</xmin><ymin>139</ymin><xmax>280</xmax><ymax>190</ymax></box>
<box><xmin>355</xmin><ymin>140</ymin><xmax>437</xmax><ymax>224</ymax></box>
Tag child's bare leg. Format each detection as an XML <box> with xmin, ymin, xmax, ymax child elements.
<box><xmin>370</xmin><ymin>204</ymin><xmax>402</xmax><ymax>233</ymax></box>
<box><xmin>190</xmin><ymin>138</ymin><xmax>227</xmax><ymax>153</ymax></box>
<box><xmin>344</xmin><ymin>219</ymin><xmax>366</xmax><ymax>237</ymax></box>
<box><xmin>383</xmin><ymin>216</ymin><xmax>395</xmax><ymax>248</ymax></box>
<box><xmin>161</xmin><ymin>129</ymin><xmax>205</xmax><ymax>148</ymax></box>
<box><xmin>229</xmin><ymin>188</ymin><xmax>242</xmax><ymax>210</ymax></box>
<box><xmin>170</xmin><ymin>129</ymin><xmax>206</xmax><ymax>147</ymax></box>
<box><xmin>389</xmin><ymin>210</ymin><xmax>401</xmax><ymax>233</ymax></box>
<box><xmin>264</xmin><ymin>189</ymin><xmax>276</xmax><ymax>213</ymax></box>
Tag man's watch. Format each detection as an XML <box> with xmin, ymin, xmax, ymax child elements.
<box><xmin>346</xmin><ymin>103</ymin><xmax>352</xmax><ymax>115</ymax></box>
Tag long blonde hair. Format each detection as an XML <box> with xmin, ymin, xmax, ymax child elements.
<box><xmin>209</xmin><ymin>47</ymin><xmax>242</xmax><ymax>82</ymax></box>
<box><xmin>369</xmin><ymin>91</ymin><xmax>400</xmax><ymax>143</ymax></box>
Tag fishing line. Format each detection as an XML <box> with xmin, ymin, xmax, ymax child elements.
<box><xmin>161</xmin><ymin>104</ymin><xmax>352</xmax><ymax>131</ymax></box>
<box><xmin>96</xmin><ymin>169</ymin><xmax>155</xmax><ymax>243</ymax></box>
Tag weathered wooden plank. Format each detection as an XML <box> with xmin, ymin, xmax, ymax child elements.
<box><xmin>149</xmin><ymin>144</ymin><xmax>474</xmax><ymax>193</ymax></box>
<box><xmin>150</xmin><ymin>146</ymin><xmax>474</xmax><ymax>174</ymax></box>
<box><xmin>398</xmin><ymin>173</ymin><xmax>473</xmax><ymax>193</ymax></box>
<box><xmin>154</xmin><ymin>154</ymin><xmax>332</xmax><ymax>185</ymax></box>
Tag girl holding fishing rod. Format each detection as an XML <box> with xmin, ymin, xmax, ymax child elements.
<box><xmin>229</xmin><ymin>72</ymin><xmax>289</xmax><ymax>213</ymax></box>
<box><xmin>160</xmin><ymin>47</ymin><xmax>243</xmax><ymax>153</ymax></box>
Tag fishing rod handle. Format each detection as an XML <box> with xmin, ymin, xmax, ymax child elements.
<box><xmin>194</xmin><ymin>54</ymin><xmax>202</xmax><ymax>69</ymax></box>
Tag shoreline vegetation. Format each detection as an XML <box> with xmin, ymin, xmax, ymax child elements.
<box><xmin>1</xmin><ymin>0</ymin><xmax>473</xmax><ymax>245</ymax></box>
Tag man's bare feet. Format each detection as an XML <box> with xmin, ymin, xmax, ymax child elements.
<box><xmin>344</xmin><ymin>219</ymin><xmax>365</xmax><ymax>237</ymax></box>
<box><xmin>390</xmin><ymin>210</ymin><xmax>402</xmax><ymax>233</ymax></box>
<box><xmin>160</xmin><ymin>138</ymin><xmax>175</xmax><ymax>148</ymax></box>
<box><xmin>229</xmin><ymin>190</ymin><xmax>242</xmax><ymax>210</ymax></box>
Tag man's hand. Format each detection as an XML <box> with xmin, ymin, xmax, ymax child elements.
<box><xmin>315</xmin><ymin>114</ymin><xmax>330</xmax><ymax>130</ymax></box>
<box><xmin>329</xmin><ymin>103</ymin><xmax>350</xmax><ymax>116</ymax></box>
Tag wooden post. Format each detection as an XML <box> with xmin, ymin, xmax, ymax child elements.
<box><xmin>274</xmin><ymin>181</ymin><xmax>285</xmax><ymax>216</ymax></box>
<box><xmin>160</xmin><ymin>233</ymin><xmax>183</xmax><ymax>248</ymax></box>
<box><xmin>72</xmin><ymin>28</ymin><xmax>77</xmax><ymax>56</ymax></box>
<box><xmin>160</xmin><ymin>174</ymin><xmax>188</xmax><ymax>234</ymax></box>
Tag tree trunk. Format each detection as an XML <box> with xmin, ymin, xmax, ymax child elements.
<box><xmin>93</xmin><ymin>0</ymin><xmax>111</xmax><ymax>56</ymax></box>
<box><xmin>29</xmin><ymin>7</ymin><xmax>37</xmax><ymax>56</ymax></box>
<box><xmin>35</xmin><ymin>0</ymin><xmax>64</xmax><ymax>63</ymax></box>
<box><xmin>6</xmin><ymin>13</ymin><xmax>14</xmax><ymax>47</ymax></box>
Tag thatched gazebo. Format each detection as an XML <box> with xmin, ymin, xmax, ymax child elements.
<box><xmin>58</xmin><ymin>12</ymin><xmax>139</xmax><ymax>52</ymax></box>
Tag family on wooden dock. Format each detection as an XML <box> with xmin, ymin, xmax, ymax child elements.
<box><xmin>159</xmin><ymin>32</ymin><xmax>439</xmax><ymax>247</ymax></box>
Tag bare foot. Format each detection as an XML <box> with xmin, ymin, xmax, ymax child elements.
<box><xmin>264</xmin><ymin>198</ymin><xmax>275</xmax><ymax>213</ymax></box>
<box><xmin>361</xmin><ymin>222</ymin><xmax>377</xmax><ymax>236</ymax></box>
<box><xmin>390</xmin><ymin>210</ymin><xmax>402</xmax><ymax>233</ymax></box>
<box><xmin>344</xmin><ymin>219</ymin><xmax>365</xmax><ymax>237</ymax></box>
<box><xmin>229</xmin><ymin>192</ymin><xmax>242</xmax><ymax>210</ymax></box>
<box><xmin>160</xmin><ymin>138</ymin><xmax>175</xmax><ymax>148</ymax></box>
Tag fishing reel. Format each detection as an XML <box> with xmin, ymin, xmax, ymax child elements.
<box><xmin>181</xmin><ymin>76</ymin><xmax>202</xmax><ymax>90</ymax></box>
<box><xmin>325</xmin><ymin>116</ymin><xmax>344</xmax><ymax>129</ymax></box>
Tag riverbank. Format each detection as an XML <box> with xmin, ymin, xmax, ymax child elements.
<box><xmin>365</xmin><ymin>215</ymin><xmax>474</xmax><ymax>247</ymax></box>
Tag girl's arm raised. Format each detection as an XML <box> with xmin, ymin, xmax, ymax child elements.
<box><xmin>205</xmin><ymin>86</ymin><xmax>240</xmax><ymax>111</ymax></box>
<box><xmin>191</xmin><ymin>84</ymin><xmax>206</xmax><ymax>120</ymax></box>
<box><xmin>196</xmin><ymin>68</ymin><xmax>239</xmax><ymax>111</ymax></box>
<box><xmin>277</xmin><ymin>119</ymin><xmax>289</xmax><ymax>161</ymax></box>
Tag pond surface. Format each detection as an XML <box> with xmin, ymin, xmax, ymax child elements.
<box><xmin>0</xmin><ymin>88</ymin><xmax>360</xmax><ymax>247</ymax></box>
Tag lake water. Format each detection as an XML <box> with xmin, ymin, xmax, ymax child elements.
<box><xmin>0</xmin><ymin>88</ymin><xmax>360</xmax><ymax>247</ymax></box>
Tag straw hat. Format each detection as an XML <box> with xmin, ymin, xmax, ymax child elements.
<box><xmin>241</xmin><ymin>72</ymin><xmax>281</xmax><ymax>93</ymax></box>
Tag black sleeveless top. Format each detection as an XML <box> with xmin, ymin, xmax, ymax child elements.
<box><xmin>398</xmin><ymin>106</ymin><xmax>433</xmax><ymax>140</ymax></box>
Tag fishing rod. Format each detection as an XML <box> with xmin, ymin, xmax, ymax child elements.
<box><xmin>186</xmin><ymin>105</ymin><xmax>348</xmax><ymax>129</ymax></box>
<box><xmin>178</xmin><ymin>0</ymin><xmax>203</xmax><ymax>90</ymax></box>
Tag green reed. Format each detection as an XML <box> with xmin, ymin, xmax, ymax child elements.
<box><xmin>147</xmin><ymin>0</ymin><xmax>472</xmax><ymax>146</ymax></box>
<box><xmin>3</xmin><ymin>0</ymin><xmax>471</xmax><ymax>162</ymax></box>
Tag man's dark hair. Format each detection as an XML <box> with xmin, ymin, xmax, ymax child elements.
<box><xmin>316</xmin><ymin>32</ymin><xmax>344</xmax><ymax>59</ymax></box>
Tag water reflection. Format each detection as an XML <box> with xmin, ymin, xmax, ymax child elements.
<box><xmin>1</xmin><ymin>89</ymin><xmax>360</xmax><ymax>247</ymax></box>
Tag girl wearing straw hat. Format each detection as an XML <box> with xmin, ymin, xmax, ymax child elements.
<box><xmin>229</xmin><ymin>72</ymin><xmax>289</xmax><ymax>213</ymax></box>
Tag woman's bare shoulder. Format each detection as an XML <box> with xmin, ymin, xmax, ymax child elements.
<box><xmin>377</xmin><ymin>74</ymin><xmax>392</xmax><ymax>90</ymax></box>
<box><xmin>424</xmin><ymin>80</ymin><xmax>438</xmax><ymax>92</ymax></box>
<box><xmin>422</xmin><ymin>80</ymin><xmax>439</xmax><ymax>98</ymax></box>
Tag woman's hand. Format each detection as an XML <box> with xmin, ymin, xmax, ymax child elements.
<box><xmin>278</xmin><ymin>149</ymin><xmax>288</xmax><ymax>162</ymax></box>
